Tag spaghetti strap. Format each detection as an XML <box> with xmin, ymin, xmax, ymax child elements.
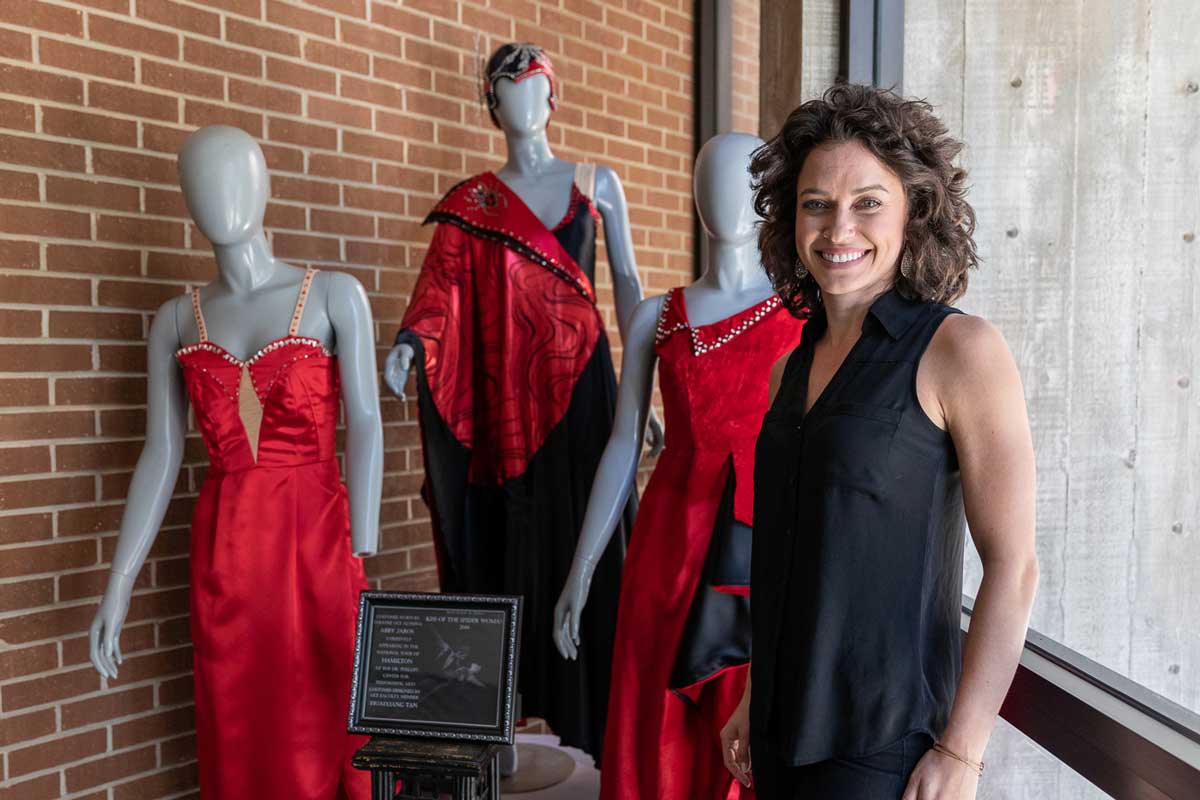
<box><xmin>574</xmin><ymin>162</ymin><xmax>597</xmax><ymax>203</ymax></box>
<box><xmin>190</xmin><ymin>287</ymin><xmax>208</xmax><ymax>342</ymax></box>
<box><xmin>288</xmin><ymin>267</ymin><xmax>318</xmax><ymax>337</ymax></box>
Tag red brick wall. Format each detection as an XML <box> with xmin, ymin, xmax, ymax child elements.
<box><xmin>0</xmin><ymin>1</ymin><xmax>695</xmax><ymax>797</ymax></box>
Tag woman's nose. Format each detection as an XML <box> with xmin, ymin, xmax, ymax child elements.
<box><xmin>823</xmin><ymin>209</ymin><xmax>857</xmax><ymax>244</ymax></box>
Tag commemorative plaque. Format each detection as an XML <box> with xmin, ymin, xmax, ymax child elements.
<box><xmin>348</xmin><ymin>592</ymin><xmax>522</xmax><ymax>743</ymax></box>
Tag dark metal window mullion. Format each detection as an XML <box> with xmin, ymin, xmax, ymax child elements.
<box><xmin>695</xmin><ymin>0</ymin><xmax>733</xmax><ymax>280</ymax></box>
<box><xmin>840</xmin><ymin>0</ymin><xmax>904</xmax><ymax>92</ymax></box>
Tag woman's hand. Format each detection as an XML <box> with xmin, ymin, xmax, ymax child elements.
<box><xmin>720</xmin><ymin>686</ymin><xmax>753</xmax><ymax>788</ymax></box>
<box><xmin>901</xmin><ymin>748</ymin><xmax>980</xmax><ymax>800</ymax></box>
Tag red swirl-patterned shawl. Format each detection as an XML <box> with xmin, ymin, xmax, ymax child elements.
<box><xmin>399</xmin><ymin>172</ymin><xmax>604</xmax><ymax>485</ymax></box>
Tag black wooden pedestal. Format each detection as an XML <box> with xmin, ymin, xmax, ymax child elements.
<box><xmin>352</xmin><ymin>736</ymin><xmax>502</xmax><ymax>800</ymax></box>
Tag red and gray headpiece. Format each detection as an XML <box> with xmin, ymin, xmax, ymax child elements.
<box><xmin>483</xmin><ymin>43</ymin><xmax>558</xmax><ymax>127</ymax></box>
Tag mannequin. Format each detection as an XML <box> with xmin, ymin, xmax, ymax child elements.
<box><xmin>385</xmin><ymin>47</ymin><xmax>661</xmax><ymax>450</ymax></box>
<box><xmin>88</xmin><ymin>125</ymin><xmax>380</xmax><ymax>800</ymax></box>
<box><xmin>552</xmin><ymin>133</ymin><xmax>806</xmax><ymax>799</ymax></box>
<box><xmin>382</xmin><ymin>43</ymin><xmax>653</xmax><ymax>764</ymax></box>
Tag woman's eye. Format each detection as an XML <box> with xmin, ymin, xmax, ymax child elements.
<box><xmin>857</xmin><ymin>198</ymin><xmax>882</xmax><ymax>209</ymax></box>
<box><xmin>802</xmin><ymin>200</ymin><xmax>828</xmax><ymax>211</ymax></box>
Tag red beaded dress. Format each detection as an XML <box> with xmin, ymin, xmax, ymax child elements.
<box><xmin>175</xmin><ymin>267</ymin><xmax>370</xmax><ymax>800</ymax></box>
<box><xmin>601</xmin><ymin>287</ymin><xmax>804</xmax><ymax>800</ymax></box>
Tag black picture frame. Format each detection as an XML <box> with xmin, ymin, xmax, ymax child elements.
<box><xmin>347</xmin><ymin>591</ymin><xmax>522</xmax><ymax>744</ymax></box>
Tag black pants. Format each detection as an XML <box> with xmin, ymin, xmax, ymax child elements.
<box><xmin>752</xmin><ymin>732</ymin><xmax>934</xmax><ymax>800</ymax></box>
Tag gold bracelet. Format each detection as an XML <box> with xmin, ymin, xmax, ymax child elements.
<box><xmin>931</xmin><ymin>741</ymin><xmax>984</xmax><ymax>776</ymax></box>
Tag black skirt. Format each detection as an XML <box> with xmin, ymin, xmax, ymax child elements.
<box><xmin>411</xmin><ymin>330</ymin><xmax>633</xmax><ymax>762</ymax></box>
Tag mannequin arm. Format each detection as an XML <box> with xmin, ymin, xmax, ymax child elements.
<box><xmin>593</xmin><ymin>166</ymin><xmax>645</xmax><ymax>341</ymax></box>
<box><xmin>594</xmin><ymin>165</ymin><xmax>664</xmax><ymax>455</ymax></box>
<box><xmin>553</xmin><ymin>294</ymin><xmax>663</xmax><ymax>660</ymax></box>
<box><xmin>328</xmin><ymin>271</ymin><xmax>383</xmax><ymax>557</ymax></box>
<box><xmin>90</xmin><ymin>296</ymin><xmax>189</xmax><ymax>678</ymax></box>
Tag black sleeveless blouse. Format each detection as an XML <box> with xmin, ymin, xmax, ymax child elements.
<box><xmin>750</xmin><ymin>289</ymin><xmax>968</xmax><ymax>765</ymax></box>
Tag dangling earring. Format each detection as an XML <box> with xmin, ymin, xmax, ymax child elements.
<box><xmin>795</xmin><ymin>255</ymin><xmax>809</xmax><ymax>280</ymax></box>
<box><xmin>900</xmin><ymin>248</ymin><xmax>915</xmax><ymax>280</ymax></box>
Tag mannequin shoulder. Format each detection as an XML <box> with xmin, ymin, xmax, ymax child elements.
<box><xmin>321</xmin><ymin>269</ymin><xmax>371</xmax><ymax>318</ymax></box>
<box><xmin>592</xmin><ymin>166</ymin><xmax>632</xmax><ymax>226</ymax></box>
<box><xmin>321</xmin><ymin>268</ymin><xmax>366</xmax><ymax>296</ymax></box>
<box><xmin>148</xmin><ymin>294</ymin><xmax>188</xmax><ymax>353</ymax></box>
<box><xmin>627</xmin><ymin>294</ymin><xmax>666</xmax><ymax>341</ymax></box>
<box><xmin>592</xmin><ymin>165</ymin><xmax>628</xmax><ymax>207</ymax></box>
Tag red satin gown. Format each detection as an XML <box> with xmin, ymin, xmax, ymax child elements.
<box><xmin>175</xmin><ymin>267</ymin><xmax>370</xmax><ymax>800</ymax></box>
<box><xmin>601</xmin><ymin>287</ymin><xmax>804</xmax><ymax>800</ymax></box>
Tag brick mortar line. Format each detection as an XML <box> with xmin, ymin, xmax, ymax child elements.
<box><xmin>0</xmin><ymin>731</ymin><xmax>197</xmax><ymax>785</ymax></box>
<box><xmin>0</xmin><ymin>653</ymin><xmax>192</xmax><ymax>678</ymax></box>
<box><xmin>0</xmin><ymin>526</ymin><xmax>173</xmax><ymax>545</ymax></box>
<box><xmin>0</xmin><ymin>59</ymin><xmax>696</xmax><ymax>128</ymax></box>
<box><xmin>0</xmin><ymin>594</ymin><xmax>186</xmax><ymax>620</ymax></box>
<box><xmin>0</xmin><ymin>119</ymin><xmax>692</xmax><ymax>197</ymax></box>
<box><xmin>8</xmin><ymin>29</ymin><xmax>696</xmax><ymax>106</ymax></box>
<box><xmin>410</xmin><ymin>9</ymin><xmax>689</xmax><ymax>53</ymax></box>
<box><xmin>0</xmin><ymin>257</ymin><xmax>686</xmax><ymax>284</ymax></box>
<box><xmin>8</xmin><ymin>195</ymin><xmax>417</xmax><ymax>223</ymax></box>
<box><xmin>0</xmin><ymin>438</ymin><xmax>125</xmax><ymax>449</ymax></box>
<box><xmin>0</xmin><ymin>467</ymin><xmax>167</xmax><ymax>483</ymax></box>
<box><xmin>0</xmin><ymin>666</ymin><xmax>194</xmax><ymax>702</ymax></box>
<box><xmin>0</xmin><ymin>371</ymin><xmax>156</xmax><ymax>382</ymax></box>
<box><xmin>65</xmin><ymin>777</ymin><xmax>203</xmax><ymax>800</ymax></box>
<box><xmin>0</xmin><ymin>697</ymin><xmax>195</xmax><ymax>734</ymax></box>
<box><xmin>49</xmin><ymin>0</ymin><xmax>258</xmax><ymax>25</ymax></box>
<box><xmin>0</xmin><ymin>494</ymin><xmax>183</xmax><ymax>513</ymax></box>
<box><xmin>0</xmin><ymin>334</ymin><xmax>152</xmax><ymax>344</ymax></box>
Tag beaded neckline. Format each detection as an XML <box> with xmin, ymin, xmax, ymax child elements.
<box><xmin>551</xmin><ymin>182</ymin><xmax>600</xmax><ymax>232</ymax></box>
<box><xmin>655</xmin><ymin>288</ymin><xmax>783</xmax><ymax>356</ymax></box>
<box><xmin>175</xmin><ymin>335</ymin><xmax>332</xmax><ymax>367</ymax></box>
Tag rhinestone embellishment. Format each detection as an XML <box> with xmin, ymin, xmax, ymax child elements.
<box><xmin>655</xmin><ymin>290</ymin><xmax>782</xmax><ymax>356</ymax></box>
<box><xmin>466</xmin><ymin>182</ymin><xmax>508</xmax><ymax>217</ymax></box>
<box><xmin>176</xmin><ymin>336</ymin><xmax>332</xmax><ymax>367</ymax></box>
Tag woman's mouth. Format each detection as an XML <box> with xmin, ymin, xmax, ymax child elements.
<box><xmin>817</xmin><ymin>249</ymin><xmax>871</xmax><ymax>266</ymax></box>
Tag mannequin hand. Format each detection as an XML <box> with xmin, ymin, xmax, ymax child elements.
<box><xmin>900</xmin><ymin>748</ymin><xmax>981</xmax><ymax>800</ymax></box>
<box><xmin>720</xmin><ymin>688</ymin><xmax>753</xmax><ymax>788</ymax></box>
<box><xmin>383</xmin><ymin>343</ymin><xmax>415</xmax><ymax>400</ymax></box>
<box><xmin>644</xmin><ymin>407</ymin><xmax>664</xmax><ymax>458</ymax></box>
<box><xmin>89</xmin><ymin>572</ymin><xmax>134</xmax><ymax>679</ymax></box>
<box><xmin>552</xmin><ymin>561</ymin><xmax>594</xmax><ymax>661</ymax></box>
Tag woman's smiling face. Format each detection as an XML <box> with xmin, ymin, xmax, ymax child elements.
<box><xmin>794</xmin><ymin>139</ymin><xmax>908</xmax><ymax>300</ymax></box>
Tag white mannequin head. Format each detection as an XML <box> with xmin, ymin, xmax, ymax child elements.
<box><xmin>492</xmin><ymin>74</ymin><xmax>553</xmax><ymax>135</ymax></box>
<box><xmin>484</xmin><ymin>43</ymin><xmax>558</xmax><ymax>136</ymax></box>
<box><xmin>178</xmin><ymin>125</ymin><xmax>269</xmax><ymax>247</ymax></box>
<box><xmin>694</xmin><ymin>132</ymin><xmax>765</xmax><ymax>245</ymax></box>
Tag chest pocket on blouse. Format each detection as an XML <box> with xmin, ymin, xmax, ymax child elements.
<box><xmin>803</xmin><ymin>402</ymin><xmax>901</xmax><ymax>500</ymax></box>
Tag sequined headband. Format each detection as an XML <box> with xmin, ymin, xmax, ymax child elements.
<box><xmin>483</xmin><ymin>43</ymin><xmax>558</xmax><ymax>125</ymax></box>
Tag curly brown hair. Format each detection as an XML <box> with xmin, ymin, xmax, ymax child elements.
<box><xmin>751</xmin><ymin>83</ymin><xmax>978</xmax><ymax>315</ymax></box>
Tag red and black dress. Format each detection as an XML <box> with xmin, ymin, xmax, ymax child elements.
<box><xmin>396</xmin><ymin>168</ymin><xmax>631</xmax><ymax>761</ymax></box>
<box><xmin>600</xmin><ymin>287</ymin><xmax>804</xmax><ymax>800</ymax></box>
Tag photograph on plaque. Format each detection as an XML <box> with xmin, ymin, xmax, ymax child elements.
<box><xmin>347</xmin><ymin>592</ymin><xmax>522</xmax><ymax>742</ymax></box>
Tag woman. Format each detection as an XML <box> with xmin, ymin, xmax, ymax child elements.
<box><xmin>720</xmin><ymin>84</ymin><xmax>1039</xmax><ymax>800</ymax></box>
